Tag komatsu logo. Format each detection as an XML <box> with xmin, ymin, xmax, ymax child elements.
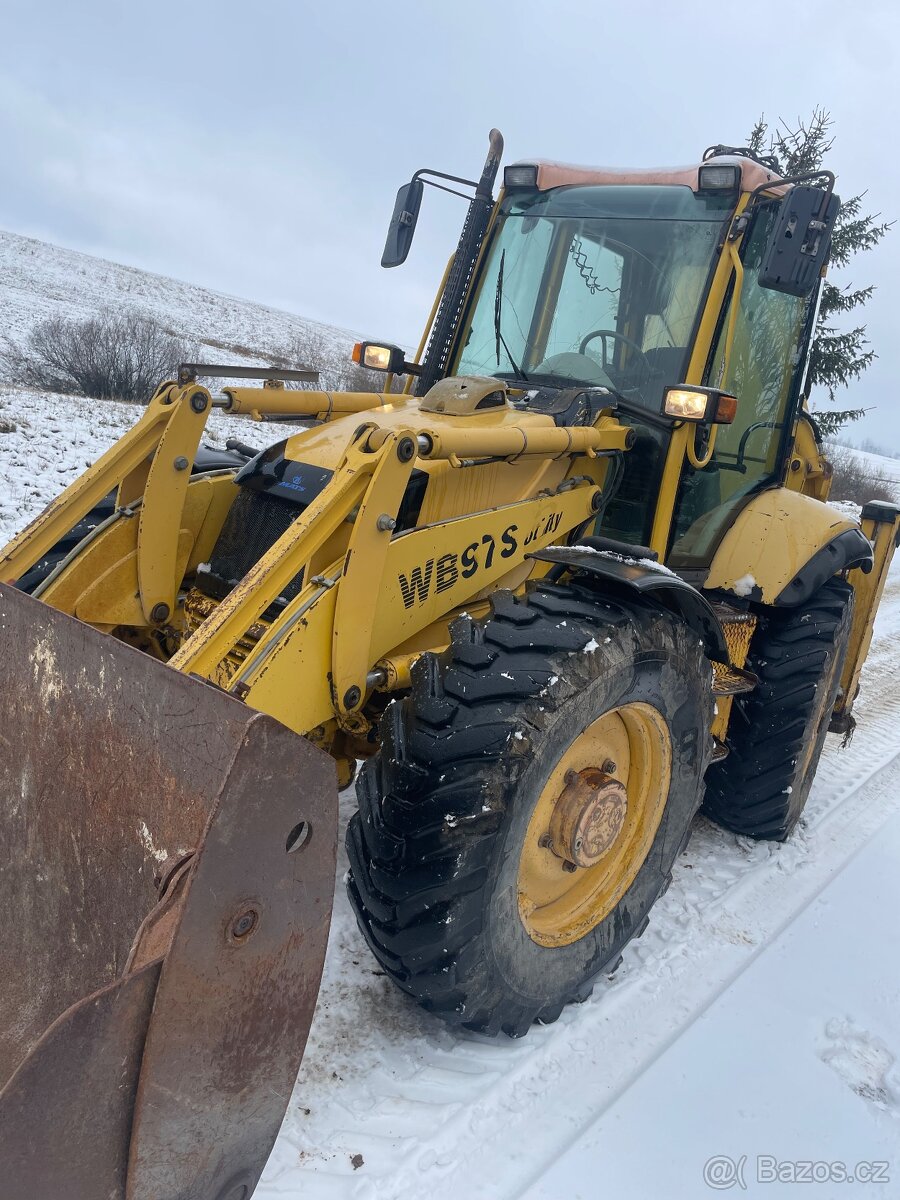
<box><xmin>397</xmin><ymin>511</ymin><xmax>562</xmax><ymax>609</ymax></box>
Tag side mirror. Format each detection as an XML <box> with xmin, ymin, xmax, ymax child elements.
<box><xmin>758</xmin><ymin>185</ymin><xmax>840</xmax><ymax>297</ymax></box>
<box><xmin>381</xmin><ymin>178</ymin><xmax>424</xmax><ymax>268</ymax></box>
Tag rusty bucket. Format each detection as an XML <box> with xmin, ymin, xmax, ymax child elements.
<box><xmin>0</xmin><ymin>582</ymin><xmax>337</xmax><ymax>1200</ymax></box>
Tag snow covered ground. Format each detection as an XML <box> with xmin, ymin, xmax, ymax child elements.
<box><xmin>3</xmin><ymin>380</ymin><xmax>900</xmax><ymax>1199</ymax></box>
<box><xmin>837</xmin><ymin>444</ymin><xmax>900</xmax><ymax>487</ymax></box>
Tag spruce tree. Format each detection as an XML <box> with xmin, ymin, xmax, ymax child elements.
<box><xmin>747</xmin><ymin>110</ymin><xmax>891</xmax><ymax>437</ymax></box>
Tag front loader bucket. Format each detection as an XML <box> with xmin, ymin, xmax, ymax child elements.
<box><xmin>0</xmin><ymin>582</ymin><xmax>338</xmax><ymax>1200</ymax></box>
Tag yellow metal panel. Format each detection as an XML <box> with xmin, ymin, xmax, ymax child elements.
<box><xmin>40</xmin><ymin>512</ymin><xmax>141</xmax><ymax>616</ymax></box>
<box><xmin>75</xmin><ymin>531</ymin><xmax>194</xmax><ymax>626</ymax></box>
<box><xmin>836</xmin><ymin>510</ymin><xmax>900</xmax><ymax>724</ymax></box>
<box><xmin>704</xmin><ymin>489</ymin><xmax>858</xmax><ymax>603</ymax></box>
<box><xmin>39</xmin><ymin>477</ymin><xmax>223</xmax><ymax>626</ymax></box>
<box><xmin>369</xmin><ymin>486</ymin><xmax>597</xmax><ymax>657</ymax></box>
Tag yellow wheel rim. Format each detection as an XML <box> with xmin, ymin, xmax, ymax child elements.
<box><xmin>517</xmin><ymin>702</ymin><xmax>672</xmax><ymax>948</ymax></box>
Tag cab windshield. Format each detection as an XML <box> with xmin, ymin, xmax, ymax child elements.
<box><xmin>455</xmin><ymin>186</ymin><xmax>734</xmax><ymax>412</ymax></box>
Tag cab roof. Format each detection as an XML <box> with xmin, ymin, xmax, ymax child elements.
<box><xmin>514</xmin><ymin>154</ymin><xmax>786</xmax><ymax>195</ymax></box>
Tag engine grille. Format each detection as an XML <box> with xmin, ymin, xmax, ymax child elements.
<box><xmin>199</xmin><ymin>488</ymin><xmax>305</xmax><ymax>604</ymax></box>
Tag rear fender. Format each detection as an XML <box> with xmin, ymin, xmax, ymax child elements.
<box><xmin>703</xmin><ymin>488</ymin><xmax>872</xmax><ymax>607</ymax></box>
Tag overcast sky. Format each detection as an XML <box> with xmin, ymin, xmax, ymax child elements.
<box><xmin>1</xmin><ymin>0</ymin><xmax>897</xmax><ymax>446</ymax></box>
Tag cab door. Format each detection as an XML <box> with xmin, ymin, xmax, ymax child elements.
<box><xmin>668</xmin><ymin>203</ymin><xmax>814</xmax><ymax>569</ymax></box>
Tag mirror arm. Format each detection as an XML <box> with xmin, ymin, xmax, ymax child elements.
<box><xmin>412</xmin><ymin>169</ymin><xmax>493</xmax><ymax>206</ymax></box>
<box><xmin>748</xmin><ymin>169</ymin><xmax>836</xmax><ymax>216</ymax></box>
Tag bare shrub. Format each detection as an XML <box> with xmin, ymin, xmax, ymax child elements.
<box><xmin>1</xmin><ymin>310</ymin><xmax>198</xmax><ymax>403</ymax></box>
<box><xmin>273</xmin><ymin>327</ymin><xmax>334</xmax><ymax>390</ymax></box>
<box><xmin>826</xmin><ymin>442</ymin><xmax>899</xmax><ymax>506</ymax></box>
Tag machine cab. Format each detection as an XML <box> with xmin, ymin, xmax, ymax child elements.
<box><xmin>441</xmin><ymin>154</ymin><xmax>837</xmax><ymax>569</ymax></box>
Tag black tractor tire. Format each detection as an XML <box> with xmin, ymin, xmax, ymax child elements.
<box><xmin>703</xmin><ymin>578</ymin><xmax>854</xmax><ymax>841</ymax></box>
<box><xmin>345</xmin><ymin>581</ymin><xmax>714</xmax><ymax>1037</ymax></box>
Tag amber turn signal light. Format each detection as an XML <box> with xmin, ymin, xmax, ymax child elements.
<box><xmin>712</xmin><ymin>393</ymin><xmax>738</xmax><ymax>424</ymax></box>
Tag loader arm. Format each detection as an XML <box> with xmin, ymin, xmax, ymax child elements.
<box><xmin>0</xmin><ymin>381</ymin><xmax>398</xmax><ymax>600</ymax></box>
<box><xmin>0</xmin><ymin>380</ymin><xmax>202</xmax><ymax>595</ymax></box>
<box><xmin>172</xmin><ymin>413</ymin><xmax>627</xmax><ymax>734</ymax></box>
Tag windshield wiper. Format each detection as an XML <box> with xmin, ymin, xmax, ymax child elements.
<box><xmin>493</xmin><ymin>250</ymin><xmax>528</xmax><ymax>382</ymax></box>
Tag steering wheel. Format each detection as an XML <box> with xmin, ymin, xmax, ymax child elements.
<box><xmin>579</xmin><ymin>328</ymin><xmax>653</xmax><ymax>378</ymax></box>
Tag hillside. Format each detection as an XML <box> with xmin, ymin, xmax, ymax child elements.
<box><xmin>0</xmin><ymin>228</ymin><xmax>359</xmax><ymax>380</ymax></box>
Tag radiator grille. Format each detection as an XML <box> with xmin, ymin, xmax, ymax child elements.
<box><xmin>200</xmin><ymin>489</ymin><xmax>305</xmax><ymax>604</ymax></box>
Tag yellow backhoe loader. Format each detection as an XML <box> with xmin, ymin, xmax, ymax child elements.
<box><xmin>1</xmin><ymin>130</ymin><xmax>897</xmax><ymax>1199</ymax></box>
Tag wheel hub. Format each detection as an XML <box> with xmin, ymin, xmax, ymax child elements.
<box><xmin>547</xmin><ymin>767</ymin><xmax>628</xmax><ymax>869</ymax></box>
